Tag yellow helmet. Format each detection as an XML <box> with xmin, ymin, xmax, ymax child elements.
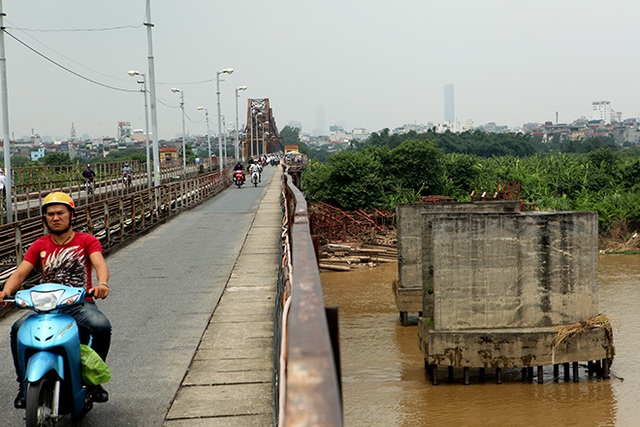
<box><xmin>42</xmin><ymin>192</ymin><xmax>75</xmax><ymax>214</ymax></box>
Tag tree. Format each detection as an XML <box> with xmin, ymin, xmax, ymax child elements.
<box><xmin>106</xmin><ymin>148</ymin><xmax>146</xmax><ymax>163</ymax></box>
<box><xmin>280</xmin><ymin>125</ymin><xmax>301</xmax><ymax>146</ymax></box>
<box><xmin>444</xmin><ymin>153</ymin><xmax>480</xmax><ymax>198</ymax></box>
<box><xmin>381</xmin><ymin>139</ymin><xmax>446</xmax><ymax>196</ymax></box>
<box><xmin>41</xmin><ymin>153</ymin><xmax>71</xmax><ymax>166</ymax></box>
<box><xmin>9</xmin><ymin>154</ymin><xmax>31</xmax><ymax>167</ymax></box>
<box><xmin>303</xmin><ymin>150</ymin><xmax>385</xmax><ymax>210</ymax></box>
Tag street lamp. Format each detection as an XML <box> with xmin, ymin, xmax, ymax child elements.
<box><xmin>197</xmin><ymin>106</ymin><xmax>212</xmax><ymax>172</ymax></box>
<box><xmin>216</xmin><ymin>68</ymin><xmax>233</xmax><ymax>172</ymax></box>
<box><xmin>262</xmin><ymin>121</ymin><xmax>269</xmax><ymax>156</ymax></box>
<box><xmin>235</xmin><ymin>85</ymin><xmax>247</xmax><ymax>161</ymax></box>
<box><xmin>171</xmin><ymin>88</ymin><xmax>187</xmax><ymax>176</ymax></box>
<box><xmin>128</xmin><ymin>70</ymin><xmax>152</xmax><ymax>188</ymax></box>
<box><xmin>222</xmin><ymin>115</ymin><xmax>227</xmax><ymax>160</ymax></box>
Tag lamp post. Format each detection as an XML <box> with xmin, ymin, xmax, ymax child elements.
<box><xmin>221</xmin><ymin>115</ymin><xmax>227</xmax><ymax>162</ymax></box>
<box><xmin>171</xmin><ymin>88</ymin><xmax>187</xmax><ymax>176</ymax></box>
<box><xmin>197</xmin><ymin>107</ymin><xmax>212</xmax><ymax>172</ymax></box>
<box><xmin>235</xmin><ymin>85</ymin><xmax>247</xmax><ymax>161</ymax></box>
<box><xmin>262</xmin><ymin>121</ymin><xmax>269</xmax><ymax>156</ymax></box>
<box><xmin>216</xmin><ymin>68</ymin><xmax>233</xmax><ymax>172</ymax></box>
<box><xmin>128</xmin><ymin>70</ymin><xmax>152</xmax><ymax>187</ymax></box>
<box><xmin>144</xmin><ymin>0</ymin><xmax>161</xmax><ymax>189</ymax></box>
<box><xmin>0</xmin><ymin>0</ymin><xmax>14</xmax><ymax>222</ymax></box>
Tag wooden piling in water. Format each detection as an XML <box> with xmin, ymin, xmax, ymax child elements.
<box><xmin>537</xmin><ymin>366</ymin><xmax>544</xmax><ymax>384</ymax></box>
<box><xmin>495</xmin><ymin>368</ymin><xmax>502</xmax><ymax>384</ymax></box>
<box><xmin>463</xmin><ymin>367</ymin><xmax>470</xmax><ymax>385</ymax></box>
<box><xmin>553</xmin><ymin>364</ymin><xmax>559</xmax><ymax>382</ymax></box>
<box><xmin>602</xmin><ymin>358</ymin><xmax>610</xmax><ymax>379</ymax></box>
<box><xmin>572</xmin><ymin>362</ymin><xmax>579</xmax><ymax>382</ymax></box>
<box><xmin>563</xmin><ymin>362</ymin><xmax>570</xmax><ymax>381</ymax></box>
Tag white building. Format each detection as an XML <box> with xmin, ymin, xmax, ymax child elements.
<box><xmin>592</xmin><ymin>101</ymin><xmax>612</xmax><ymax>124</ymax></box>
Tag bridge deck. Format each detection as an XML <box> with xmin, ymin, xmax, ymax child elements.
<box><xmin>164</xmin><ymin>170</ymin><xmax>281</xmax><ymax>426</ymax></box>
<box><xmin>0</xmin><ymin>168</ymin><xmax>281</xmax><ymax>426</ymax></box>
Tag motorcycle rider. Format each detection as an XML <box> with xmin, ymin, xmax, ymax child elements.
<box><xmin>232</xmin><ymin>161</ymin><xmax>245</xmax><ymax>183</ymax></box>
<box><xmin>0</xmin><ymin>192</ymin><xmax>112</xmax><ymax>408</ymax></box>
<box><xmin>249</xmin><ymin>161</ymin><xmax>262</xmax><ymax>183</ymax></box>
<box><xmin>122</xmin><ymin>162</ymin><xmax>133</xmax><ymax>187</ymax></box>
<box><xmin>82</xmin><ymin>164</ymin><xmax>96</xmax><ymax>189</ymax></box>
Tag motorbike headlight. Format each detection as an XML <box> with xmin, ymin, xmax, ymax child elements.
<box><xmin>31</xmin><ymin>290</ymin><xmax>64</xmax><ymax>311</ymax></box>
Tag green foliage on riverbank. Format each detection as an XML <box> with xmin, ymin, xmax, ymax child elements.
<box><xmin>302</xmin><ymin>134</ymin><xmax>640</xmax><ymax>233</ymax></box>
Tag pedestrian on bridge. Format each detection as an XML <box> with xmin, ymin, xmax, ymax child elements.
<box><xmin>0</xmin><ymin>191</ymin><xmax>112</xmax><ymax>408</ymax></box>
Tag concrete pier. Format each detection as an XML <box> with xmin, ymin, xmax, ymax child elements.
<box><xmin>395</xmin><ymin>202</ymin><xmax>520</xmax><ymax>324</ymax></box>
<box><xmin>413</xmin><ymin>210</ymin><xmax>614</xmax><ymax>382</ymax></box>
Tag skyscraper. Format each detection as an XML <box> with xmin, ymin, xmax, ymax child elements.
<box><xmin>444</xmin><ymin>84</ymin><xmax>455</xmax><ymax>123</ymax></box>
<box><xmin>314</xmin><ymin>105</ymin><xmax>326</xmax><ymax>136</ymax></box>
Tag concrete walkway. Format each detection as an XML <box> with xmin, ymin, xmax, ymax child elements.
<box><xmin>164</xmin><ymin>169</ymin><xmax>282</xmax><ymax>426</ymax></box>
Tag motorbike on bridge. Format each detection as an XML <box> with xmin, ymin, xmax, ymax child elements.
<box><xmin>233</xmin><ymin>170</ymin><xmax>245</xmax><ymax>188</ymax></box>
<box><xmin>251</xmin><ymin>171</ymin><xmax>260</xmax><ymax>187</ymax></box>
<box><xmin>5</xmin><ymin>283</ymin><xmax>110</xmax><ymax>426</ymax></box>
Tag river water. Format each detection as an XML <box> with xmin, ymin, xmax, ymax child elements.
<box><xmin>320</xmin><ymin>255</ymin><xmax>640</xmax><ymax>427</ymax></box>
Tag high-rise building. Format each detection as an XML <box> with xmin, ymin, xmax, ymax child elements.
<box><xmin>444</xmin><ymin>84</ymin><xmax>455</xmax><ymax>123</ymax></box>
<box><xmin>591</xmin><ymin>101</ymin><xmax>612</xmax><ymax>123</ymax></box>
<box><xmin>314</xmin><ymin>105</ymin><xmax>326</xmax><ymax>136</ymax></box>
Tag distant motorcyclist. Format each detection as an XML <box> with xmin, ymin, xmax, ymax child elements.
<box><xmin>122</xmin><ymin>163</ymin><xmax>133</xmax><ymax>187</ymax></box>
<box><xmin>232</xmin><ymin>162</ymin><xmax>245</xmax><ymax>183</ymax></box>
<box><xmin>83</xmin><ymin>164</ymin><xmax>96</xmax><ymax>182</ymax></box>
<box><xmin>249</xmin><ymin>162</ymin><xmax>262</xmax><ymax>183</ymax></box>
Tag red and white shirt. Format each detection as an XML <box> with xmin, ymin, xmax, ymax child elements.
<box><xmin>24</xmin><ymin>232</ymin><xmax>103</xmax><ymax>293</ymax></box>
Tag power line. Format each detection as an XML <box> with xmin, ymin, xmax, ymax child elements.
<box><xmin>5</xmin><ymin>24</ymin><xmax>143</xmax><ymax>32</ymax></box>
<box><xmin>5</xmin><ymin>19</ymin><xmax>215</xmax><ymax>88</ymax></box>
<box><xmin>3</xmin><ymin>29</ymin><xmax>138</xmax><ymax>93</ymax></box>
<box><xmin>5</xmin><ymin>18</ymin><xmax>137</xmax><ymax>84</ymax></box>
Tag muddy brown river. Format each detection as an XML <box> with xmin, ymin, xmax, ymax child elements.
<box><xmin>321</xmin><ymin>255</ymin><xmax>640</xmax><ymax>427</ymax></box>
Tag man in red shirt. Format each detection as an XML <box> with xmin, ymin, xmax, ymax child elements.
<box><xmin>0</xmin><ymin>192</ymin><xmax>112</xmax><ymax>408</ymax></box>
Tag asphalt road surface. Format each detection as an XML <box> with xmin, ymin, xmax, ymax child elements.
<box><xmin>0</xmin><ymin>166</ymin><xmax>277</xmax><ymax>426</ymax></box>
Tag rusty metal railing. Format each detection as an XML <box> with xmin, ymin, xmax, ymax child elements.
<box><xmin>0</xmin><ymin>169</ymin><xmax>231</xmax><ymax>314</ymax></box>
<box><xmin>275</xmin><ymin>167</ymin><xmax>342</xmax><ymax>426</ymax></box>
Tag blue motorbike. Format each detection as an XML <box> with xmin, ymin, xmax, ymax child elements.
<box><xmin>9</xmin><ymin>283</ymin><xmax>100</xmax><ymax>426</ymax></box>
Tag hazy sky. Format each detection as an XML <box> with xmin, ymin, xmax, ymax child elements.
<box><xmin>1</xmin><ymin>0</ymin><xmax>638</xmax><ymax>140</ymax></box>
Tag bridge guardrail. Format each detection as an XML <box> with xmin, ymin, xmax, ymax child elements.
<box><xmin>0</xmin><ymin>169</ymin><xmax>231</xmax><ymax>315</ymax></box>
<box><xmin>2</xmin><ymin>161</ymin><xmax>193</xmax><ymax>222</ymax></box>
<box><xmin>276</xmin><ymin>166</ymin><xmax>343</xmax><ymax>426</ymax></box>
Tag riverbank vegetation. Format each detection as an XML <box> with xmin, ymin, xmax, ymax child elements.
<box><xmin>300</xmin><ymin>128</ymin><xmax>640</xmax><ymax>246</ymax></box>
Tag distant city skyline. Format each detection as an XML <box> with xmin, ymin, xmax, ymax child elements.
<box><xmin>12</xmin><ymin>97</ymin><xmax>629</xmax><ymax>143</ymax></box>
<box><xmin>1</xmin><ymin>1</ymin><xmax>638</xmax><ymax>142</ymax></box>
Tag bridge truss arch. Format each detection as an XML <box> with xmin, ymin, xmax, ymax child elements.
<box><xmin>241</xmin><ymin>98</ymin><xmax>283</xmax><ymax>159</ymax></box>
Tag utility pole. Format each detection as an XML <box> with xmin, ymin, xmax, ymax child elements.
<box><xmin>0</xmin><ymin>0</ymin><xmax>14</xmax><ymax>222</ymax></box>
